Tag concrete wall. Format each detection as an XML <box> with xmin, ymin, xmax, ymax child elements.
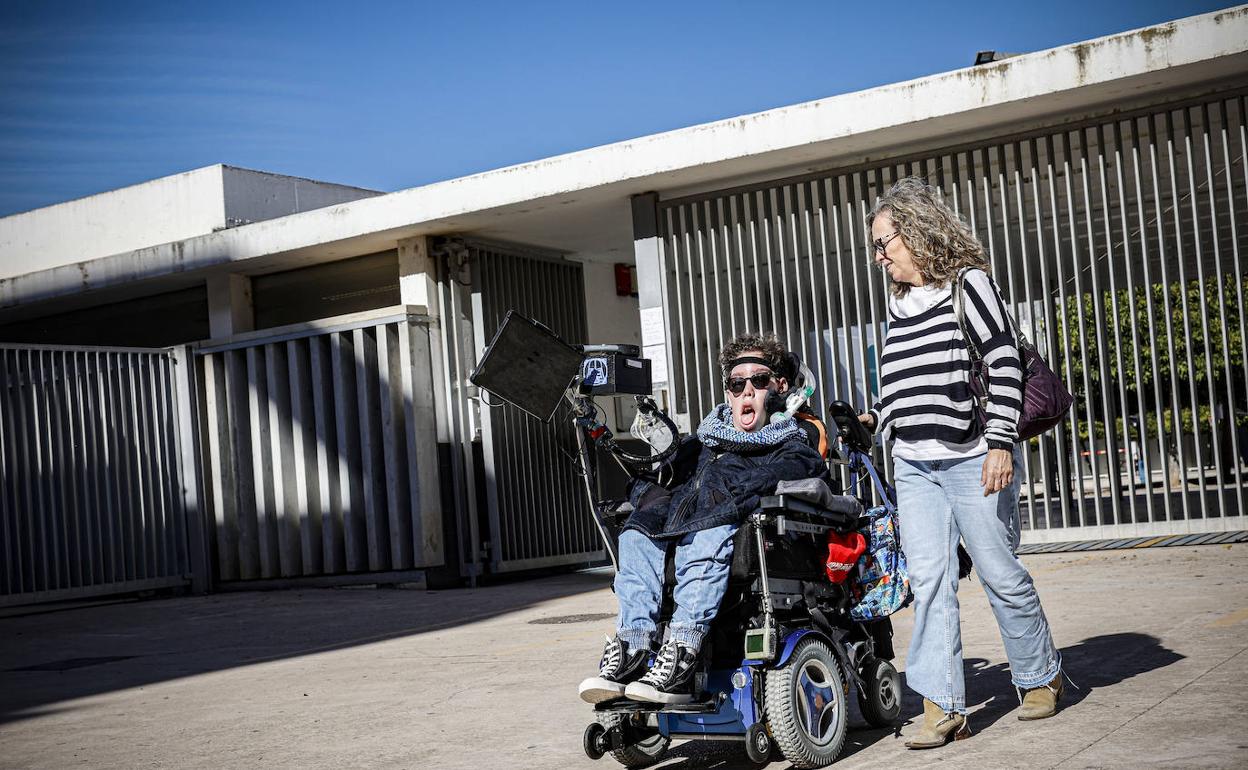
<box><xmin>0</xmin><ymin>165</ymin><xmax>380</xmax><ymax>283</ymax></box>
<box><xmin>579</xmin><ymin>260</ymin><xmax>640</xmax><ymax>348</ymax></box>
<box><xmin>578</xmin><ymin>259</ymin><xmax>642</xmax><ymax>433</ymax></box>
<box><xmin>220</xmin><ymin>166</ymin><xmax>382</xmax><ymax>228</ymax></box>
<box><xmin>0</xmin><ymin>166</ymin><xmax>228</xmax><ymax>280</ymax></box>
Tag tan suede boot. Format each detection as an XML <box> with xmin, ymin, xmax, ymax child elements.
<box><xmin>904</xmin><ymin>698</ymin><xmax>972</xmax><ymax>749</ymax></box>
<box><xmin>1018</xmin><ymin>673</ymin><xmax>1065</xmax><ymax>720</ymax></box>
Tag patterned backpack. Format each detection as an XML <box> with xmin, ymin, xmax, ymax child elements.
<box><xmin>849</xmin><ymin>504</ymin><xmax>913</xmax><ymax>621</ymax></box>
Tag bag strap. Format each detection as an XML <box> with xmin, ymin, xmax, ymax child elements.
<box><xmin>951</xmin><ymin>267</ymin><xmax>1031</xmax><ymax>356</ymax></box>
<box><xmin>950</xmin><ymin>266</ymin><xmax>983</xmax><ymax>365</ymax></box>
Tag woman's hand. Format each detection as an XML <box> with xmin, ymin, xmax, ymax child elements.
<box><xmin>981</xmin><ymin>447</ymin><xmax>1014</xmax><ymax>496</ymax></box>
<box><xmin>858</xmin><ymin>412</ymin><xmax>876</xmax><ymax>432</ymax></box>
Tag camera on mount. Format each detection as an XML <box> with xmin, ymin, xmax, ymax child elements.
<box><xmin>469</xmin><ymin>310</ymin><xmax>654</xmax><ymax>420</ymax></box>
<box><xmin>578</xmin><ymin>344</ymin><xmax>652</xmax><ymax>398</ymax></box>
<box><xmin>469</xmin><ymin>310</ymin><xmax>679</xmax><ymax>477</ymax></box>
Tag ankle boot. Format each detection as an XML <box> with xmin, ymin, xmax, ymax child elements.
<box><xmin>1018</xmin><ymin>673</ymin><xmax>1064</xmax><ymax>720</ymax></box>
<box><xmin>904</xmin><ymin>698</ymin><xmax>971</xmax><ymax>749</ymax></box>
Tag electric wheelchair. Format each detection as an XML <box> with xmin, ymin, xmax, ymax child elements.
<box><xmin>469</xmin><ymin>312</ymin><xmax>902</xmax><ymax>768</ymax></box>
<box><xmin>585</xmin><ymin>482</ymin><xmax>900</xmax><ymax>767</ymax></box>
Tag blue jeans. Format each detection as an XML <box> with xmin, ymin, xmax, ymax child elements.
<box><xmin>614</xmin><ymin>524</ymin><xmax>738</xmax><ymax>652</ymax></box>
<box><xmin>894</xmin><ymin>449</ymin><xmax>1060</xmax><ymax>713</ymax></box>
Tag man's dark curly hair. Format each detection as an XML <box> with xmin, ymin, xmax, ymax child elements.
<box><xmin>718</xmin><ymin>332</ymin><xmax>790</xmax><ymax>380</ymax></box>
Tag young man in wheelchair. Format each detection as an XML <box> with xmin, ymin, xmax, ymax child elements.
<box><xmin>579</xmin><ymin>332</ymin><xmax>828</xmax><ymax>705</ymax></box>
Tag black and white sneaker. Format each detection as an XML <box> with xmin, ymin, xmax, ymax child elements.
<box><xmin>578</xmin><ymin>635</ymin><xmax>651</xmax><ymax>703</ymax></box>
<box><xmin>624</xmin><ymin>639</ymin><xmax>699</xmax><ymax>704</ymax></box>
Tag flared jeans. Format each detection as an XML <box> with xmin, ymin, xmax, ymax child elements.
<box><xmin>894</xmin><ymin>448</ymin><xmax>1060</xmax><ymax>713</ymax></box>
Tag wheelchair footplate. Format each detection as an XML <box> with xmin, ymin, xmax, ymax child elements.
<box><xmin>592</xmin><ymin>692</ymin><xmax>726</xmax><ymax>714</ymax></box>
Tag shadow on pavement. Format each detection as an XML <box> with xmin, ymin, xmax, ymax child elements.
<box><xmin>580</xmin><ymin>633</ymin><xmax>1187</xmax><ymax>768</ymax></box>
<box><xmin>0</xmin><ymin>568</ymin><xmax>614</xmax><ymax>725</ymax></box>
<box><xmin>839</xmin><ymin>632</ymin><xmax>1184</xmax><ymax>763</ymax></box>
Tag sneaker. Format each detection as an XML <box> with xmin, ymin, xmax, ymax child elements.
<box><xmin>578</xmin><ymin>635</ymin><xmax>651</xmax><ymax>703</ymax></box>
<box><xmin>624</xmin><ymin>639</ymin><xmax>699</xmax><ymax>704</ymax></box>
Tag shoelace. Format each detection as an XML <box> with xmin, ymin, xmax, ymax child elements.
<box><xmin>640</xmin><ymin>643</ymin><xmax>679</xmax><ymax>685</ymax></box>
<box><xmin>599</xmin><ymin>635</ymin><xmax>622</xmax><ymax>676</ymax></box>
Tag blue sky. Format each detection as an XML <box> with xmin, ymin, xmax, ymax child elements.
<box><xmin>0</xmin><ymin>0</ymin><xmax>1234</xmax><ymax>216</ymax></box>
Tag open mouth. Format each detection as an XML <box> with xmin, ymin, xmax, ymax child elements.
<box><xmin>738</xmin><ymin>402</ymin><xmax>758</xmax><ymax>429</ymax></box>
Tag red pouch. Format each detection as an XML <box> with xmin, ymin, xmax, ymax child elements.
<box><xmin>825</xmin><ymin>531</ymin><xmax>866</xmax><ymax>584</ymax></box>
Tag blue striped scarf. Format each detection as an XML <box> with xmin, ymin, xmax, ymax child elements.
<box><xmin>696</xmin><ymin>403</ymin><xmax>804</xmax><ymax>452</ymax></box>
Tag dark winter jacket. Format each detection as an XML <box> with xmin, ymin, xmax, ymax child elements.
<box><xmin>624</xmin><ymin>404</ymin><xmax>829</xmax><ymax>540</ymax></box>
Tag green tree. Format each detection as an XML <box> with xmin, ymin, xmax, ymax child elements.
<box><xmin>1055</xmin><ymin>272</ymin><xmax>1246</xmax><ymax>441</ymax></box>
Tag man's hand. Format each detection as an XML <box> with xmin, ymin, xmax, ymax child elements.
<box><xmin>857</xmin><ymin>412</ymin><xmax>876</xmax><ymax>432</ymax></box>
<box><xmin>981</xmin><ymin>447</ymin><xmax>1013</xmax><ymax>496</ymax></box>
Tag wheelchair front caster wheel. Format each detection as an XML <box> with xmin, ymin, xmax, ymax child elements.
<box><xmin>583</xmin><ymin>722</ymin><xmax>608</xmax><ymax>760</ymax></box>
<box><xmin>744</xmin><ymin>722</ymin><xmax>772</xmax><ymax>764</ymax></box>
<box><xmin>857</xmin><ymin>656</ymin><xmax>902</xmax><ymax>727</ymax></box>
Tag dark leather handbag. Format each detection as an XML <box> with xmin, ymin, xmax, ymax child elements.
<box><xmin>952</xmin><ymin>268</ymin><xmax>1074</xmax><ymax>442</ymax></box>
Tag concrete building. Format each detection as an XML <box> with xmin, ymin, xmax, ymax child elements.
<box><xmin>2</xmin><ymin>7</ymin><xmax>1246</xmax><ymax>606</ymax></box>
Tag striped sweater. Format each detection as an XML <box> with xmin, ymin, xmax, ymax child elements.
<box><xmin>868</xmin><ymin>268</ymin><xmax>1022</xmax><ymax>459</ymax></box>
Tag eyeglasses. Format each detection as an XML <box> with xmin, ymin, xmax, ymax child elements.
<box><xmin>871</xmin><ymin>231</ymin><xmax>901</xmax><ymax>255</ymax></box>
<box><xmin>725</xmin><ymin>371</ymin><xmax>775</xmax><ymax>396</ymax></box>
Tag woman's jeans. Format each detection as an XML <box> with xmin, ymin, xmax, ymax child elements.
<box><xmin>614</xmin><ymin>524</ymin><xmax>738</xmax><ymax>652</ymax></box>
<box><xmin>894</xmin><ymin>449</ymin><xmax>1060</xmax><ymax>713</ymax></box>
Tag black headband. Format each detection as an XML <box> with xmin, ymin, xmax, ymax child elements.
<box><xmin>725</xmin><ymin>356</ymin><xmax>774</xmax><ymax>373</ymax></box>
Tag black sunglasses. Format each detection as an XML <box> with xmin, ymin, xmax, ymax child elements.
<box><xmin>725</xmin><ymin>371</ymin><xmax>775</xmax><ymax>396</ymax></box>
<box><xmin>871</xmin><ymin>231</ymin><xmax>901</xmax><ymax>255</ymax></box>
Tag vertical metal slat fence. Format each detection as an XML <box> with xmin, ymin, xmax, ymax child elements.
<box><xmin>0</xmin><ymin>345</ymin><xmax>192</xmax><ymax>606</ymax></box>
<box><xmin>462</xmin><ymin>242</ymin><xmax>601</xmax><ymax>573</ymax></box>
<box><xmin>655</xmin><ymin>91</ymin><xmax>1248</xmax><ymax>542</ymax></box>
<box><xmin>194</xmin><ymin>308</ymin><xmax>443</xmax><ymax>583</ymax></box>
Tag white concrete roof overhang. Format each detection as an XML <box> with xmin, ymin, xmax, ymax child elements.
<box><xmin>2</xmin><ymin>5</ymin><xmax>1245</xmax><ymax>322</ymax></box>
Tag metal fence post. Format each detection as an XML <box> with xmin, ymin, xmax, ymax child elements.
<box><xmin>172</xmin><ymin>344</ymin><xmax>211</xmax><ymax>594</ymax></box>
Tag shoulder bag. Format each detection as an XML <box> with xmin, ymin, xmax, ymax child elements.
<box><xmin>951</xmin><ymin>267</ymin><xmax>1074</xmax><ymax>442</ymax></box>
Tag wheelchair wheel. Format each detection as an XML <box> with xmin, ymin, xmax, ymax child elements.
<box><xmin>597</xmin><ymin>712</ymin><xmax>670</xmax><ymax>769</ymax></box>
<box><xmin>763</xmin><ymin>637</ymin><xmax>848</xmax><ymax>768</ymax></box>
<box><xmin>743</xmin><ymin>721</ymin><xmax>772</xmax><ymax>765</ymax></box>
<box><xmin>857</xmin><ymin>656</ymin><xmax>902</xmax><ymax>727</ymax></box>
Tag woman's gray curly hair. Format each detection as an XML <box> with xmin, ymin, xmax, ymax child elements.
<box><xmin>866</xmin><ymin>177</ymin><xmax>989</xmax><ymax>298</ymax></box>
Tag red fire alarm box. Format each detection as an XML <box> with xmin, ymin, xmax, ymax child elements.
<box><xmin>614</xmin><ymin>263</ymin><xmax>637</xmax><ymax>297</ymax></box>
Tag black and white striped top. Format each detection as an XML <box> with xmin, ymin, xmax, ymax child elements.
<box><xmin>868</xmin><ymin>268</ymin><xmax>1022</xmax><ymax>460</ymax></box>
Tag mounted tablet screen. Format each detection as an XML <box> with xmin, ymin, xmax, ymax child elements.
<box><xmin>469</xmin><ymin>310</ymin><xmax>583</xmax><ymax>422</ymax></box>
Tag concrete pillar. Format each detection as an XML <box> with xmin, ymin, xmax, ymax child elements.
<box><xmin>631</xmin><ymin>192</ymin><xmax>684</xmax><ymax>428</ymax></box>
<box><xmin>206</xmin><ymin>273</ymin><xmax>254</xmax><ymax>339</ymax></box>
<box><xmin>397</xmin><ymin>235</ymin><xmax>449</xmax><ymax>445</ymax></box>
<box><xmin>397</xmin><ymin>236</ymin><xmax>438</xmax><ymax>315</ymax></box>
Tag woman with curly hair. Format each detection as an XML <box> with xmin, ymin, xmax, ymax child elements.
<box><xmin>857</xmin><ymin>178</ymin><xmax>1064</xmax><ymax>748</ymax></box>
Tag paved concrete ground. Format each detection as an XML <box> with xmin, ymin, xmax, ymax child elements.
<box><xmin>2</xmin><ymin>544</ymin><xmax>1246</xmax><ymax>770</ymax></box>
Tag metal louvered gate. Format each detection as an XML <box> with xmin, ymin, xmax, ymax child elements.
<box><xmin>437</xmin><ymin>239</ymin><xmax>602</xmax><ymax>575</ymax></box>
<box><xmin>1</xmin><ymin>344</ymin><xmax>205</xmax><ymax>607</ymax></box>
<box><xmin>653</xmin><ymin>91</ymin><xmax>1247</xmax><ymax>543</ymax></box>
<box><xmin>194</xmin><ymin>307</ymin><xmax>444</xmax><ymax>583</ymax></box>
